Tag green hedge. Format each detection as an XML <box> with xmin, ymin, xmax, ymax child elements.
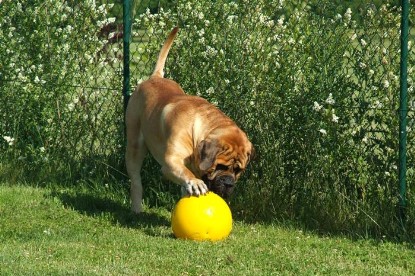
<box><xmin>132</xmin><ymin>0</ymin><xmax>414</xmax><ymax>238</ymax></box>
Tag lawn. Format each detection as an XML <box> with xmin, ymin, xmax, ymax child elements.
<box><xmin>0</xmin><ymin>183</ymin><xmax>414</xmax><ymax>275</ymax></box>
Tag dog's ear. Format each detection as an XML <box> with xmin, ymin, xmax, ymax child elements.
<box><xmin>197</xmin><ymin>139</ymin><xmax>219</xmax><ymax>171</ymax></box>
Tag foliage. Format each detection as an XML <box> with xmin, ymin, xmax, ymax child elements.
<box><xmin>133</xmin><ymin>0</ymin><xmax>415</xmax><ymax>238</ymax></box>
<box><xmin>0</xmin><ymin>0</ymin><xmax>124</xmax><ymax>182</ymax></box>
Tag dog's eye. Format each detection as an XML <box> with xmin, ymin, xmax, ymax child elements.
<box><xmin>216</xmin><ymin>164</ymin><xmax>228</xmax><ymax>171</ymax></box>
<box><xmin>234</xmin><ymin>167</ymin><xmax>242</xmax><ymax>174</ymax></box>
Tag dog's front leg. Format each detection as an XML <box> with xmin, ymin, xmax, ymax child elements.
<box><xmin>161</xmin><ymin>157</ymin><xmax>208</xmax><ymax>196</ymax></box>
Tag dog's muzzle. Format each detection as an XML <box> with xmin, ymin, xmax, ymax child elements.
<box><xmin>203</xmin><ymin>174</ymin><xmax>235</xmax><ymax>199</ymax></box>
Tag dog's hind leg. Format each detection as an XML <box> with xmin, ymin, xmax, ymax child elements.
<box><xmin>126</xmin><ymin>129</ymin><xmax>147</xmax><ymax>214</ymax></box>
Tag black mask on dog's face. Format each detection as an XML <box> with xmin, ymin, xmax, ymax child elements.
<box><xmin>202</xmin><ymin>173</ymin><xmax>235</xmax><ymax>200</ymax></box>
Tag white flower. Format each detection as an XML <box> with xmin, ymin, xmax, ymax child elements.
<box><xmin>259</xmin><ymin>13</ymin><xmax>266</xmax><ymax>24</ymax></box>
<box><xmin>206</xmin><ymin>87</ymin><xmax>214</xmax><ymax>95</ymax></box>
<box><xmin>67</xmin><ymin>103</ymin><xmax>75</xmax><ymax>111</ymax></box>
<box><xmin>65</xmin><ymin>25</ymin><xmax>73</xmax><ymax>33</ymax></box>
<box><xmin>319</xmin><ymin>129</ymin><xmax>327</xmax><ymax>135</ymax></box>
<box><xmin>3</xmin><ymin>136</ymin><xmax>15</xmax><ymax>146</ymax></box>
<box><xmin>344</xmin><ymin>8</ymin><xmax>352</xmax><ymax>22</ymax></box>
<box><xmin>371</xmin><ymin>100</ymin><xmax>383</xmax><ymax>109</ymax></box>
<box><xmin>313</xmin><ymin>101</ymin><xmax>322</xmax><ymax>111</ymax></box>
<box><xmin>227</xmin><ymin>15</ymin><xmax>237</xmax><ymax>24</ymax></box>
<box><xmin>185</xmin><ymin>2</ymin><xmax>192</xmax><ymax>11</ymax></box>
<box><xmin>18</xmin><ymin>72</ymin><xmax>25</xmax><ymax>81</ymax></box>
<box><xmin>332</xmin><ymin>113</ymin><xmax>339</xmax><ymax>123</ymax></box>
<box><xmin>367</xmin><ymin>8</ymin><xmax>374</xmax><ymax>17</ymax></box>
<box><xmin>204</xmin><ymin>46</ymin><xmax>217</xmax><ymax>57</ymax></box>
<box><xmin>265</xmin><ymin>20</ymin><xmax>274</xmax><ymax>28</ymax></box>
<box><xmin>325</xmin><ymin>93</ymin><xmax>335</xmax><ymax>105</ymax></box>
<box><xmin>360</xmin><ymin>39</ymin><xmax>367</xmax><ymax>47</ymax></box>
<box><xmin>383</xmin><ymin>80</ymin><xmax>390</xmax><ymax>89</ymax></box>
<box><xmin>197</xmin><ymin>28</ymin><xmax>205</xmax><ymax>37</ymax></box>
<box><xmin>229</xmin><ymin>2</ymin><xmax>238</xmax><ymax>9</ymax></box>
<box><xmin>350</xmin><ymin>33</ymin><xmax>357</xmax><ymax>41</ymax></box>
<box><xmin>211</xmin><ymin>33</ymin><xmax>217</xmax><ymax>44</ymax></box>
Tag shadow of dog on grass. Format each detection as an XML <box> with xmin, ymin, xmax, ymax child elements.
<box><xmin>49</xmin><ymin>189</ymin><xmax>172</xmax><ymax>237</ymax></box>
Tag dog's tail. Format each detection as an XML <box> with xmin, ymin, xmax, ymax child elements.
<box><xmin>152</xmin><ymin>27</ymin><xmax>179</xmax><ymax>78</ymax></box>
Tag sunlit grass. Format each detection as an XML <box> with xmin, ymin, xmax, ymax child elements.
<box><xmin>1</xmin><ymin>183</ymin><xmax>414</xmax><ymax>275</ymax></box>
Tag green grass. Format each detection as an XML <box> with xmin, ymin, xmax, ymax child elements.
<box><xmin>1</xmin><ymin>182</ymin><xmax>414</xmax><ymax>275</ymax></box>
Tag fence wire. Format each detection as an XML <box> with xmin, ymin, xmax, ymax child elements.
<box><xmin>126</xmin><ymin>0</ymin><xmax>415</xmax><ymax>236</ymax></box>
<box><xmin>0</xmin><ymin>0</ymin><xmax>125</xmax><ymax>181</ymax></box>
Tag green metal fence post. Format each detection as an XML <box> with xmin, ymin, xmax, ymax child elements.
<box><xmin>398</xmin><ymin>0</ymin><xmax>410</xmax><ymax>222</ymax></box>
<box><xmin>123</xmin><ymin>0</ymin><xmax>132</xmax><ymax>114</ymax></box>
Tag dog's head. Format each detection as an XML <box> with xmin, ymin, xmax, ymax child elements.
<box><xmin>196</xmin><ymin>131</ymin><xmax>255</xmax><ymax>199</ymax></box>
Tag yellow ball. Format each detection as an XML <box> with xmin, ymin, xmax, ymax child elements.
<box><xmin>171</xmin><ymin>192</ymin><xmax>232</xmax><ymax>241</ymax></box>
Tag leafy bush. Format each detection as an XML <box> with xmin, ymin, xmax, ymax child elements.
<box><xmin>134</xmin><ymin>0</ymin><xmax>415</xmax><ymax>238</ymax></box>
<box><xmin>0</xmin><ymin>0</ymin><xmax>124</xmax><ymax>182</ymax></box>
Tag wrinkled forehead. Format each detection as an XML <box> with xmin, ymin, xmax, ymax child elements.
<box><xmin>217</xmin><ymin>137</ymin><xmax>251</xmax><ymax>166</ymax></box>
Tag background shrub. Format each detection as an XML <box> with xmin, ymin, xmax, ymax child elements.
<box><xmin>0</xmin><ymin>0</ymin><xmax>124</xmax><ymax>183</ymax></box>
<box><xmin>133</xmin><ymin>0</ymin><xmax>414</xmax><ymax>238</ymax></box>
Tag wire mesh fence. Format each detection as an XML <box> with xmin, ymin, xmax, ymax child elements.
<box><xmin>0</xmin><ymin>0</ymin><xmax>414</xmax><ymax>237</ymax></box>
<box><xmin>125</xmin><ymin>0</ymin><xmax>415</xmax><ymax>236</ymax></box>
<box><xmin>0</xmin><ymin>0</ymin><xmax>125</xmax><ymax>181</ymax></box>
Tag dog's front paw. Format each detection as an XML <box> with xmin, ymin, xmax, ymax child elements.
<box><xmin>131</xmin><ymin>203</ymin><xmax>143</xmax><ymax>214</ymax></box>
<box><xmin>182</xmin><ymin>179</ymin><xmax>208</xmax><ymax>196</ymax></box>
